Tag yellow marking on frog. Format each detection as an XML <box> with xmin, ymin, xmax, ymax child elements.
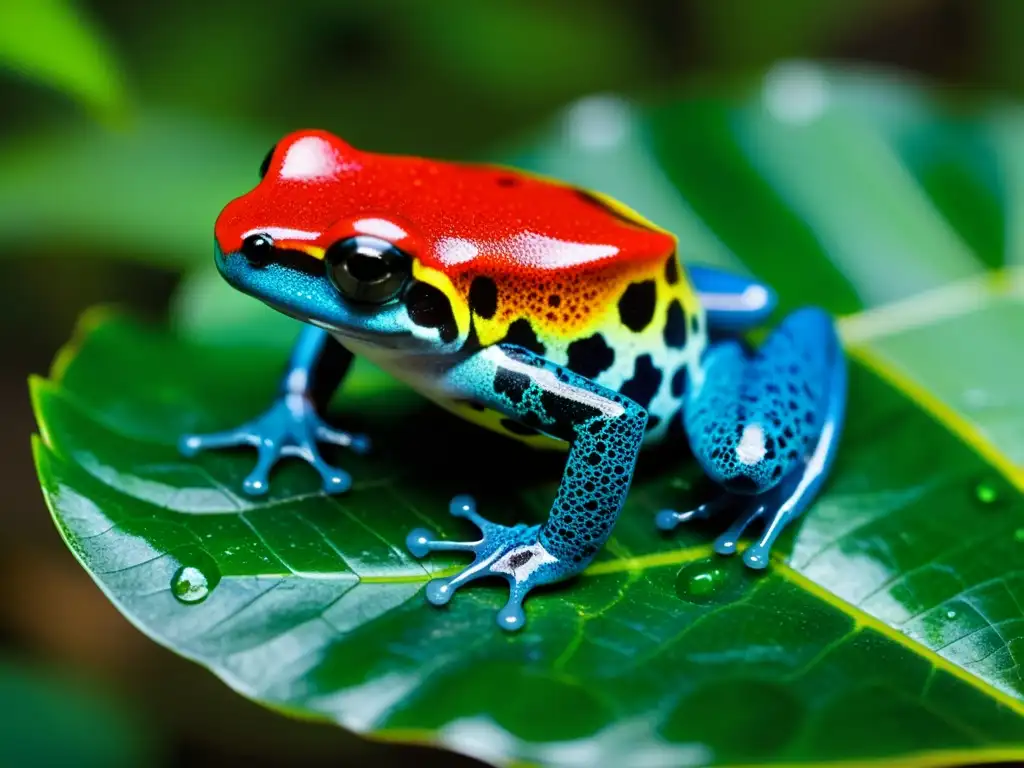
<box><xmin>437</xmin><ymin>398</ymin><xmax>566</xmax><ymax>451</ymax></box>
<box><xmin>578</xmin><ymin>186</ymin><xmax>670</xmax><ymax>235</ymax></box>
<box><xmin>411</xmin><ymin>260</ymin><xmax>472</xmax><ymax>339</ymax></box>
<box><xmin>460</xmin><ymin>249</ymin><xmax>702</xmax><ymax>351</ymax></box>
<box><xmin>279</xmin><ymin>242</ymin><xmax>326</xmax><ymax>260</ymax></box>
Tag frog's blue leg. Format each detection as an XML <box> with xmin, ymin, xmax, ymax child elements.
<box><xmin>405</xmin><ymin>344</ymin><xmax>646</xmax><ymax>631</ymax></box>
<box><xmin>178</xmin><ymin>326</ymin><xmax>369</xmax><ymax>495</ymax></box>
<box><xmin>688</xmin><ymin>265</ymin><xmax>777</xmax><ymax>333</ymax></box>
<box><xmin>658</xmin><ymin>307</ymin><xmax>846</xmax><ymax>569</ymax></box>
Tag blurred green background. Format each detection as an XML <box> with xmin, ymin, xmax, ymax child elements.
<box><xmin>2</xmin><ymin>1</ymin><xmax>1023</xmax><ymax>766</ymax></box>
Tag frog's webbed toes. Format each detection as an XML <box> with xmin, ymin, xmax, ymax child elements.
<box><xmin>179</xmin><ymin>396</ymin><xmax>365</xmax><ymax>496</ymax></box>
<box><xmin>655</xmin><ymin>494</ymin><xmax>736</xmax><ymax>532</ymax></box>
<box><xmin>657</xmin><ymin>493</ymin><xmax>790</xmax><ymax>570</ymax></box>
<box><xmin>178</xmin><ymin>428</ymin><xmax>256</xmax><ymax>457</ymax></box>
<box><xmin>406</xmin><ymin>495</ymin><xmax>554</xmax><ymax>631</ymax></box>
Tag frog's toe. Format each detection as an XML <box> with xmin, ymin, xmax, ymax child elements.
<box><xmin>405</xmin><ymin>527</ymin><xmax>479</xmax><ymax>557</ymax></box>
<box><xmin>424</xmin><ymin>557</ymin><xmax>495</xmax><ymax>604</ymax></box>
<box><xmin>447</xmin><ymin>494</ymin><xmax>492</xmax><ymax>528</ymax></box>
<box><xmin>738</xmin><ymin>504</ymin><xmax>794</xmax><ymax>570</ymax></box>
<box><xmin>712</xmin><ymin>503</ymin><xmax>766</xmax><ymax>555</ymax></box>
<box><xmin>663</xmin><ymin>493</ymin><xmax>792</xmax><ymax>569</ymax></box>
<box><xmin>742</xmin><ymin>544</ymin><xmax>771</xmax><ymax>570</ymax></box>
<box><xmin>297</xmin><ymin>441</ymin><xmax>352</xmax><ymax>495</ymax></box>
<box><xmin>179</xmin><ymin>395</ymin><xmax>368</xmax><ymax>496</ymax></box>
<box><xmin>420</xmin><ymin>551</ymin><xmax>537</xmax><ymax>631</ymax></box>
<box><xmin>655</xmin><ymin>495</ymin><xmax>732</xmax><ymax>532</ymax></box>
<box><xmin>424</xmin><ymin>578</ymin><xmax>453</xmax><ymax>605</ymax></box>
<box><xmin>406</xmin><ymin>496</ymin><xmax>549</xmax><ymax>631</ymax></box>
<box><xmin>654</xmin><ymin>506</ymin><xmax>703</xmax><ymax>531</ymax></box>
<box><xmin>310</xmin><ymin>461</ymin><xmax>352</xmax><ymax>495</ymax></box>
<box><xmin>497</xmin><ymin>590</ymin><xmax>527</xmax><ymax>631</ymax></box>
<box><xmin>315</xmin><ymin>421</ymin><xmax>371</xmax><ymax>455</ymax></box>
<box><xmin>241</xmin><ymin>440</ymin><xmax>283</xmax><ymax>496</ymax></box>
<box><xmin>178</xmin><ymin>427</ymin><xmax>256</xmax><ymax>457</ymax></box>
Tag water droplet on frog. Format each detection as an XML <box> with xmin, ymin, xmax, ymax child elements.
<box><xmin>675</xmin><ymin>558</ymin><xmax>747</xmax><ymax>605</ymax></box>
<box><xmin>172</xmin><ymin>565</ymin><xmax>213</xmax><ymax>604</ymax></box>
<box><xmin>973</xmin><ymin>480</ymin><xmax>1000</xmax><ymax>506</ymax></box>
<box><xmin>946</xmin><ymin>610</ymin><xmax>957</xmax><ymax>619</ymax></box>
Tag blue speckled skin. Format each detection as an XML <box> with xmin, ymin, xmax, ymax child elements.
<box><xmin>183</xmin><ymin>238</ymin><xmax>846</xmax><ymax>629</ymax></box>
<box><xmin>655</xmin><ymin>305</ymin><xmax>846</xmax><ymax>570</ymax></box>
<box><xmin>687</xmin><ymin>265</ymin><xmax>778</xmax><ymax>333</ymax></box>
<box><xmin>407</xmin><ymin>343</ymin><xmax>647</xmax><ymax>629</ymax></box>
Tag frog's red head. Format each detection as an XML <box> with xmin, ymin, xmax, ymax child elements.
<box><xmin>213</xmin><ymin>129</ymin><xmax>684</xmax><ymax>352</ymax></box>
<box><xmin>216</xmin><ymin>130</ymin><xmax>375</xmax><ymax>258</ymax></box>
<box><xmin>214</xmin><ymin>129</ymin><xmax>475</xmax><ymax>349</ymax></box>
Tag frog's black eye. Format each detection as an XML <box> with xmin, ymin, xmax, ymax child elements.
<box><xmin>241</xmin><ymin>233</ymin><xmax>275</xmax><ymax>266</ymax></box>
<box><xmin>259</xmin><ymin>144</ymin><xmax>277</xmax><ymax>179</ymax></box>
<box><xmin>326</xmin><ymin>236</ymin><xmax>410</xmax><ymax>304</ymax></box>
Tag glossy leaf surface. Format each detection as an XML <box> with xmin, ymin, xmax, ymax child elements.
<box><xmin>34</xmin><ymin>65</ymin><xmax>1024</xmax><ymax>767</ymax></box>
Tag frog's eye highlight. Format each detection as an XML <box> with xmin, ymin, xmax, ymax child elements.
<box><xmin>326</xmin><ymin>236</ymin><xmax>410</xmax><ymax>304</ymax></box>
<box><xmin>241</xmin><ymin>233</ymin><xmax>275</xmax><ymax>266</ymax></box>
<box><xmin>259</xmin><ymin>144</ymin><xmax>277</xmax><ymax>179</ymax></box>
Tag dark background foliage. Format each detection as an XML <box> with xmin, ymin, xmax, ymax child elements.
<box><xmin>2</xmin><ymin>1</ymin><xmax>1023</xmax><ymax>765</ymax></box>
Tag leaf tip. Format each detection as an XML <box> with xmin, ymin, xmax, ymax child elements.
<box><xmin>48</xmin><ymin>303</ymin><xmax>124</xmax><ymax>382</ymax></box>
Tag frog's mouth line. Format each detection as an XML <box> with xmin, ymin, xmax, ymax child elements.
<box><xmin>216</xmin><ymin>245</ymin><xmax>424</xmax><ymax>350</ymax></box>
<box><xmin>258</xmin><ymin>297</ymin><xmax>414</xmax><ymax>351</ymax></box>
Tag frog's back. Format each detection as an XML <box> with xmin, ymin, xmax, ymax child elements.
<box><xmin>264</xmin><ymin>134</ymin><xmax>708</xmax><ymax>446</ymax></box>
<box><xmin>389</xmin><ymin>158</ymin><xmax>708</xmax><ymax>447</ymax></box>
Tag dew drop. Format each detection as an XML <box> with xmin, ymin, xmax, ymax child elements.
<box><xmin>675</xmin><ymin>558</ymin><xmax>748</xmax><ymax>605</ymax></box>
<box><xmin>172</xmin><ymin>565</ymin><xmax>214</xmax><ymax>604</ymax></box>
<box><xmin>689</xmin><ymin>568</ymin><xmax>725</xmax><ymax>596</ymax></box>
<box><xmin>974</xmin><ymin>480</ymin><xmax>1000</xmax><ymax>505</ymax></box>
<box><xmin>946</xmin><ymin>610</ymin><xmax>957</xmax><ymax>619</ymax></box>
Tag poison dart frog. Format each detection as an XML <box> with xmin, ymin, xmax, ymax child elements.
<box><xmin>180</xmin><ymin>130</ymin><xmax>847</xmax><ymax>630</ymax></box>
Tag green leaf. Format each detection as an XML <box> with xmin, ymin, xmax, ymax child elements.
<box><xmin>0</xmin><ymin>0</ymin><xmax>126</xmax><ymax>116</ymax></box>
<box><xmin>688</xmin><ymin>0</ymin><xmax>930</xmax><ymax>74</ymax></box>
<box><xmin>0</xmin><ymin>112</ymin><xmax>270</xmax><ymax>266</ymax></box>
<box><xmin>404</xmin><ymin>0</ymin><xmax>650</xmax><ymax>102</ymax></box>
<box><xmin>34</xmin><ymin>64</ymin><xmax>1024</xmax><ymax>767</ymax></box>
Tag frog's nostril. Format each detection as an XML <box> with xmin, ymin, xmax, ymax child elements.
<box><xmin>241</xmin><ymin>234</ymin><xmax>275</xmax><ymax>267</ymax></box>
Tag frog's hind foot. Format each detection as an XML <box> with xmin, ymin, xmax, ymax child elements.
<box><xmin>179</xmin><ymin>394</ymin><xmax>370</xmax><ymax>496</ymax></box>
<box><xmin>658</xmin><ymin>493</ymin><xmax>794</xmax><ymax>569</ymax></box>
<box><xmin>662</xmin><ymin>307</ymin><xmax>847</xmax><ymax>570</ymax></box>
<box><xmin>406</xmin><ymin>495</ymin><xmax>562</xmax><ymax>631</ymax></box>
<box><xmin>655</xmin><ymin>494</ymin><xmax>733</xmax><ymax>532</ymax></box>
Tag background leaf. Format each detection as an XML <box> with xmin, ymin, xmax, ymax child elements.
<box><xmin>0</xmin><ymin>112</ymin><xmax>269</xmax><ymax>266</ymax></box>
<box><xmin>0</xmin><ymin>0</ymin><xmax>126</xmax><ymax>116</ymax></box>
<box><xmin>32</xmin><ymin>66</ymin><xmax>1024</xmax><ymax>767</ymax></box>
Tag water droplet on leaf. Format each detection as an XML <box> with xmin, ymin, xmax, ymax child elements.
<box><xmin>172</xmin><ymin>564</ymin><xmax>215</xmax><ymax>604</ymax></box>
<box><xmin>946</xmin><ymin>610</ymin><xmax>957</xmax><ymax>619</ymax></box>
<box><xmin>1014</xmin><ymin>528</ymin><xmax>1024</xmax><ymax>543</ymax></box>
<box><xmin>974</xmin><ymin>480</ymin><xmax>1000</xmax><ymax>505</ymax></box>
<box><xmin>675</xmin><ymin>558</ymin><xmax>748</xmax><ymax>605</ymax></box>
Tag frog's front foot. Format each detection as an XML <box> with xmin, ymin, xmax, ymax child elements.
<box><xmin>179</xmin><ymin>393</ymin><xmax>370</xmax><ymax>496</ymax></box>
<box><xmin>406</xmin><ymin>495</ymin><xmax>566</xmax><ymax>631</ymax></box>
